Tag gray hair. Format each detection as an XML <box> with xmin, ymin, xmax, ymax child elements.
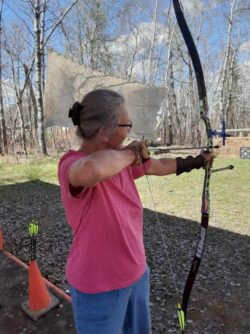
<box><xmin>76</xmin><ymin>89</ymin><xmax>125</xmax><ymax>139</ymax></box>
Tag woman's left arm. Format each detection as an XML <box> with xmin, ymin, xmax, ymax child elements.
<box><xmin>147</xmin><ymin>152</ymin><xmax>214</xmax><ymax>176</ymax></box>
<box><xmin>147</xmin><ymin>157</ymin><xmax>177</xmax><ymax>176</ymax></box>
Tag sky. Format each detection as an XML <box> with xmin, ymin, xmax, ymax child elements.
<box><xmin>2</xmin><ymin>0</ymin><xmax>250</xmax><ymax>88</ymax></box>
<box><xmin>2</xmin><ymin>0</ymin><xmax>249</xmax><ymax>134</ymax></box>
<box><xmin>3</xmin><ymin>0</ymin><xmax>250</xmax><ymax>57</ymax></box>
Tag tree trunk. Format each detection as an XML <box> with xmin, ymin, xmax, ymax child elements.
<box><xmin>188</xmin><ymin>57</ymin><xmax>197</xmax><ymax>145</ymax></box>
<box><xmin>9</xmin><ymin>52</ymin><xmax>27</xmax><ymax>155</ymax></box>
<box><xmin>0</xmin><ymin>0</ymin><xmax>7</xmax><ymax>154</ymax></box>
<box><xmin>23</xmin><ymin>64</ymin><xmax>38</xmax><ymax>131</ymax></box>
<box><xmin>169</xmin><ymin>59</ymin><xmax>177</xmax><ymax>145</ymax></box>
<box><xmin>16</xmin><ymin>101</ymin><xmax>27</xmax><ymax>156</ymax></box>
<box><xmin>219</xmin><ymin>0</ymin><xmax>236</xmax><ymax>127</ymax></box>
<box><xmin>163</xmin><ymin>14</ymin><xmax>176</xmax><ymax>145</ymax></box>
<box><xmin>34</xmin><ymin>0</ymin><xmax>47</xmax><ymax>156</ymax></box>
<box><xmin>40</xmin><ymin>0</ymin><xmax>46</xmax><ymax>91</ymax></box>
<box><xmin>225</xmin><ymin>48</ymin><xmax>237</xmax><ymax>128</ymax></box>
<box><xmin>127</xmin><ymin>25</ymin><xmax>140</xmax><ymax>81</ymax></box>
<box><xmin>148</xmin><ymin>0</ymin><xmax>159</xmax><ymax>85</ymax></box>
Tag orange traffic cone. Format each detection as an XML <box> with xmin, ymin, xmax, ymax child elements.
<box><xmin>21</xmin><ymin>260</ymin><xmax>59</xmax><ymax>320</ymax></box>
<box><xmin>28</xmin><ymin>260</ymin><xmax>52</xmax><ymax>311</ymax></box>
<box><xmin>0</xmin><ymin>226</ymin><xmax>3</xmax><ymax>251</ymax></box>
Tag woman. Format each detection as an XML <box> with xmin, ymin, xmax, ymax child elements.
<box><xmin>58</xmin><ymin>89</ymin><xmax>213</xmax><ymax>334</ymax></box>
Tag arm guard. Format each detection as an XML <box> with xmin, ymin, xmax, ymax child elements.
<box><xmin>176</xmin><ymin>155</ymin><xmax>205</xmax><ymax>175</ymax></box>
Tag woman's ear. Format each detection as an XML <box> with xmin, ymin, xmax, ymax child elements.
<box><xmin>98</xmin><ymin>127</ymin><xmax>109</xmax><ymax>143</ymax></box>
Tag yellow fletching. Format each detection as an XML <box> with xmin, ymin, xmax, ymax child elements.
<box><xmin>177</xmin><ymin>303</ymin><xmax>185</xmax><ymax>333</ymax></box>
<box><xmin>28</xmin><ymin>220</ymin><xmax>39</xmax><ymax>236</ymax></box>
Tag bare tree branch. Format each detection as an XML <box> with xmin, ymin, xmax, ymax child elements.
<box><xmin>42</xmin><ymin>0</ymin><xmax>79</xmax><ymax>49</ymax></box>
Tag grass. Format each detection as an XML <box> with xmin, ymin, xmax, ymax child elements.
<box><xmin>0</xmin><ymin>156</ymin><xmax>59</xmax><ymax>185</ymax></box>
<box><xmin>0</xmin><ymin>155</ymin><xmax>249</xmax><ymax>236</ymax></box>
<box><xmin>136</xmin><ymin>156</ymin><xmax>249</xmax><ymax>235</ymax></box>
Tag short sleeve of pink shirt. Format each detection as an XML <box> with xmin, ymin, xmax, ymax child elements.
<box><xmin>58</xmin><ymin>150</ymin><xmax>151</xmax><ymax>293</ymax></box>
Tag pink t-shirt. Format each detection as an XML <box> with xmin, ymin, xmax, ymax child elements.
<box><xmin>58</xmin><ymin>150</ymin><xmax>151</xmax><ymax>293</ymax></box>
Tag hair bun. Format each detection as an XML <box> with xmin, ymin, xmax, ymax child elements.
<box><xmin>68</xmin><ymin>101</ymin><xmax>83</xmax><ymax>126</ymax></box>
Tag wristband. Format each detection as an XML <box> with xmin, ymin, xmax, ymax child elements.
<box><xmin>176</xmin><ymin>155</ymin><xmax>205</xmax><ymax>175</ymax></box>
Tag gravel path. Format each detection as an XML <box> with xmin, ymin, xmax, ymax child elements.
<box><xmin>1</xmin><ymin>180</ymin><xmax>249</xmax><ymax>333</ymax></box>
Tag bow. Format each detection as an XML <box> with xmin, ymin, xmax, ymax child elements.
<box><xmin>172</xmin><ymin>1</ymin><xmax>222</xmax><ymax>332</ymax></box>
<box><xmin>142</xmin><ymin>2</ymin><xmax>233</xmax><ymax>331</ymax></box>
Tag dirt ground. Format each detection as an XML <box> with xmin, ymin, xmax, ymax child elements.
<box><xmin>0</xmin><ymin>251</ymin><xmax>75</xmax><ymax>334</ymax></box>
<box><xmin>0</xmin><ymin>179</ymin><xmax>249</xmax><ymax>333</ymax></box>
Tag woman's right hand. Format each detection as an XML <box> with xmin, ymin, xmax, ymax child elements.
<box><xmin>124</xmin><ymin>140</ymin><xmax>150</xmax><ymax>165</ymax></box>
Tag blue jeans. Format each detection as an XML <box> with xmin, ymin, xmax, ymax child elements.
<box><xmin>70</xmin><ymin>267</ymin><xmax>151</xmax><ymax>334</ymax></box>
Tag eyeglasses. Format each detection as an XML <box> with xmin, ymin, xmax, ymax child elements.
<box><xmin>118</xmin><ymin>120</ymin><xmax>133</xmax><ymax>132</ymax></box>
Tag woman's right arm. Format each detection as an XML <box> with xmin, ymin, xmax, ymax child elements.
<box><xmin>68</xmin><ymin>149</ymin><xmax>135</xmax><ymax>187</ymax></box>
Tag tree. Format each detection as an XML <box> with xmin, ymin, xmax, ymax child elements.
<box><xmin>0</xmin><ymin>0</ymin><xmax>7</xmax><ymax>154</ymax></box>
<box><xmin>33</xmin><ymin>0</ymin><xmax>46</xmax><ymax>155</ymax></box>
<box><xmin>32</xmin><ymin>0</ymin><xmax>79</xmax><ymax>155</ymax></box>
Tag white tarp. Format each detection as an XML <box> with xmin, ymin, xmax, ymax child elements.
<box><xmin>44</xmin><ymin>49</ymin><xmax>166</xmax><ymax>140</ymax></box>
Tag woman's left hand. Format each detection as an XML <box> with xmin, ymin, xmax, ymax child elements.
<box><xmin>200</xmin><ymin>150</ymin><xmax>216</xmax><ymax>168</ymax></box>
